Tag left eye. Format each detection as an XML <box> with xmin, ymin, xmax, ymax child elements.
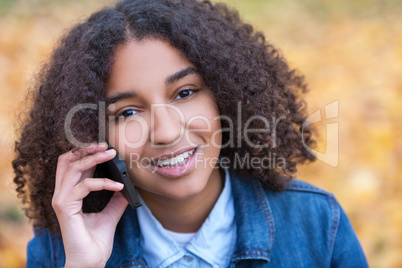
<box><xmin>115</xmin><ymin>109</ymin><xmax>139</xmax><ymax>120</ymax></box>
<box><xmin>175</xmin><ymin>89</ymin><xmax>197</xmax><ymax>100</ymax></box>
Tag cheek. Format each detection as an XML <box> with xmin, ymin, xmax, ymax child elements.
<box><xmin>108</xmin><ymin>118</ymin><xmax>150</xmax><ymax>152</ymax></box>
<box><xmin>124</xmin><ymin>119</ymin><xmax>149</xmax><ymax>145</ymax></box>
<box><xmin>184</xmin><ymin>99</ymin><xmax>222</xmax><ymax>147</ymax></box>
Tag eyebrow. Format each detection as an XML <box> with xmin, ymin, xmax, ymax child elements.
<box><xmin>106</xmin><ymin>67</ymin><xmax>199</xmax><ymax>105</ymax></box>
<box><xmin>165</xmin><ymin>67</ymin><xmax>198</xmax><ymax>85</ymax></box>
<box><xmin>106</xmin><ymin>92</ymin><xmax>136</xmax><ymax>106</ymax></box>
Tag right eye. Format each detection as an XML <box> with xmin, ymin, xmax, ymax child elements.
<box><xmin>115</xmin><ymin>109</ymin><xmax>139</xmax><ymax>120</ymax></box>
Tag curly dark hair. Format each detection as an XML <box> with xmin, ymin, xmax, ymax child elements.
<box><xmin>12</xmin><ymin>0</ymin><xmax>315</xmax><ymax>232</ymax></box>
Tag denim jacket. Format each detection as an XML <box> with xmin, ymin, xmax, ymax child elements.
<box><xmin>27</xmin><ymin>171</ymin><xmax>369</xmax><ymax>267</ymax></box>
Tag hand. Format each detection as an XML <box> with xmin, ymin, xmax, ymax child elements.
<box><xmin>52</xmin><ymin>143</ymin><xmax>129</xmax><ymax>267</ymax></box>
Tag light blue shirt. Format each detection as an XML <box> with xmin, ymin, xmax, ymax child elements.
<box><xmin>136</xmin><ymin>167</ymin><xmax>237</xmax><ymax>268</ymax></box>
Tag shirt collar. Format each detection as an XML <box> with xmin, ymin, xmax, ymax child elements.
<box><xmin>186</xmin><ymin>167</ymin><xmax>237</xmax><ymax>266</ymax></box>
<box><xmin>136</xmin><ymin>194</ymin><xmax>182</xmax><ymax>268</ymax></box>
<box><xmin>136</xmin><ymin>167</ymin><xmax>236</xmax><ymax>268</ymax></box>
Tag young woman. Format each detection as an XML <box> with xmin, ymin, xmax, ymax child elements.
<box><xmin>13</xmin><ymin>0</ymin><xmax>368</xmax><ymax>267</ymax></box>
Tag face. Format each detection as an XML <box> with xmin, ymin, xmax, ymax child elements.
<box><xmin>106</xmin><ymin>39</ymin><xmax>222</xmax><ymax>201</ymax></box>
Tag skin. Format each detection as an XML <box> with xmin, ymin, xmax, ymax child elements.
<box><xmin>53</xmin><ymin>38</ymin><xmax>224</xmax><ymax>267</ymax></box>
<box><xmin>52</xmin><ymin>144</ymin><xmax>128</xmax><ymax>267</ymax></box>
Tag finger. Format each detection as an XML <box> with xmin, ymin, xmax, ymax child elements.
<box><xmin>55</xmin><ymin>143</ymin><xmax>108</xmax><ymax>193</ymax></box>
<box><xmin>60</xmin><ymin>142</ymin><xmax>109</xmax><ymax>167</ymax></box>
<box><xmin>101</xmin><ymin>192</ymin><xmax>129</xmax><ymax>228</ymax></box>
<box><xmin>70</xmin><ymin>178</ymin><xmax>124</xmax><ymax>202</ymax></box>
<box><xmin>60</xmin><ymin>149</ymin><xmax>116</xmax><ymax>190</ymax></box>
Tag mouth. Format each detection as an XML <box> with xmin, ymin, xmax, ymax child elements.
<box><xmin>151</xmin><ymin>148</ymin><xmax>196</xmax><ymax>168</ymax></box>
<box><xmin>148</xmin><ymin>147</ymin><xmax>199</xmax><ymax>178</ymax></box>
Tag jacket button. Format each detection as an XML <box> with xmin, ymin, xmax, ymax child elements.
<box><xmin>183</xmin><ymin>255</ymin><xmax>193</xmax><ymax>262</ymax></box>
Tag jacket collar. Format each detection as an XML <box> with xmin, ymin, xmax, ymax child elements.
<box><xmin>229</xmin><ymin>170</ymin><xmax>274</xmax><ymax>264</ymax></box>
<box><xmin>105</xmin><ymin>170</ymin><xmax>275</xmax><ymax>267</ymax></box>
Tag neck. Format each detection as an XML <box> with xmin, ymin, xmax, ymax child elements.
<box><xmin>139</xmin><ymin>168</ymin><xmax>224</xmax><ymax>233</ymax></box>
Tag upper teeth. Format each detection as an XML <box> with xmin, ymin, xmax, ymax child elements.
<box><xmin>154</xmin><ymin>149</ymin><xmax>195</xmax><ymax>167</ymax></box>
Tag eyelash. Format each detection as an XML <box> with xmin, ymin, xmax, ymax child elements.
<box><xmin>174</xmin><ymin>88</ymin><xmax>198</xmax><ymax>100</ymax></box>
<box><xmin>115</xmin><ymin>109</ymin><xmax>139</xmax><ymax>120</ymax></box>
<box><xmin>114</xmin><ymin>88</ymin><xmax>198</xmax><ymax>120</ymax></box>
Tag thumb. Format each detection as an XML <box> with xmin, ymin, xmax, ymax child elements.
<box><xmin>102</xmin><ymin>191</ymin><xmax>129</xmax><ymax>227</ymax></box>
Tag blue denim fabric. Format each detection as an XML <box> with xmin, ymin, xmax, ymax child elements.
<box><xmin>27</xmin><ymin>170</ymin><xmax>369</xmax><ymax>267</ymax></box>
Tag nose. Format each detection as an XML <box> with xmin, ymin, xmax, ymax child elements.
<box><xmin>150</xmin><ymin>104</ymin><xmax>184</xmax><ymax>146</ymax></box>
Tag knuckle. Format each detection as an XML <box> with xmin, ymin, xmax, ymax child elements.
<box><xmin>71</xmin><ymin>149</ymin><xmax>84</xmax><ymax>160</ymax></box>
<box><xmin>69</xmin><ymin>161</ymin><xmax>82</xmax><ymax>172</ymax></box>
<box><xmin>96</xmin><ymin>178</ymin><xmax>108</xmax><ymax>188</ymax></box>
<box><xmin>94</xmin><ymin>178</ymin><xmax>110</xmax><ymax>190</ymax></box>
<box><xmin>79</xmin><ymin>154</ymin><xmax>91</xmax><ymax>165</ymax></box>
<box><xmin>57</xmin><ymin>153</ymin><xmax>69</xmax><ymax>163</ymax></box>
<box><xmin>80</xmin><ymin>155</ymin><xmax>93</xmax><ymax>165</ymax></box>
<box><xmin>58</xmin><ymin>150</ymin><xmax>81</xmax><ymax>164</ymax></box>
<box><xmin>102</xmin><ymin>178</ymin><xmax>110</xmax><ymax>186</ymax></box>
<box><xmin>80</xmin><ymin>178</ymin><xmax>91</xmax><ymax>188</ymax></box>
<box><xmin>79</xmin><ymin>178</ymin><xmax>100</xmax><ymax>192</ymax></box>
<box><xmin>51</xmin><ymin>197</ymin><xmax>61</xmax><ymax>210</ymax></box>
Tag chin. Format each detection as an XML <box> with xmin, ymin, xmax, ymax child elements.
<box><xmin>165</xmin><ymin>183</ymin><xmax>207</xmax><ymax>200</ymax></box>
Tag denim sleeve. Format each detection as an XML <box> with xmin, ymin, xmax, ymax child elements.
<box><xmin>26</xmin><ymin>228</ymin><xmax>52</xmax><ymax>268</ymax></box>
<box><xmin>330</xmin><ymin>203</ymin><xmax>369</xmax><ymax>268</ymax></box>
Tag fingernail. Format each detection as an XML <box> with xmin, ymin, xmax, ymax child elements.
<box><xmin>116</xmin><ymin>182</ymin><xmax>124</xmax><ymax>187</ymax></box>
<box><xmin>106</xmin><ymin>148</ymin><xmax>116</xmax><ymax>154</ymax></box>
<box><xmin>99</xmin><ymin>142</ymin><xmax>108</xmax><ymax>148</ymax></box>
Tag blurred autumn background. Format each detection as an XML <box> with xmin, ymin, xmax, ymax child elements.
<box><xmin>0</xmin><ymin>0</ymin><xmax>401</xmax><ymax>267</ymax></box>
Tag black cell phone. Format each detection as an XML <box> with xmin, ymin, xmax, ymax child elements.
<box><xmin>95</xmin><ymin>147</ymin><xmax>141</xmax><ymax>209</ymax></box>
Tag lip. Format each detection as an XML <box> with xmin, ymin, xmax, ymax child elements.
<box><xmin>148</xmin><ymin>147</ymin><xmax>199</xmax><ymax>178</ymax></box>
<box><xmin>151</xmin><ymin>146</ymin><xmax>197</xmax><ymax>161</ymax></box>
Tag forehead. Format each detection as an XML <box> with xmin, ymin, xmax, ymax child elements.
<box><xmin>107</xmin><ymin>39</ymin><xmax>194</xmax><ymax>94</ymax></box>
